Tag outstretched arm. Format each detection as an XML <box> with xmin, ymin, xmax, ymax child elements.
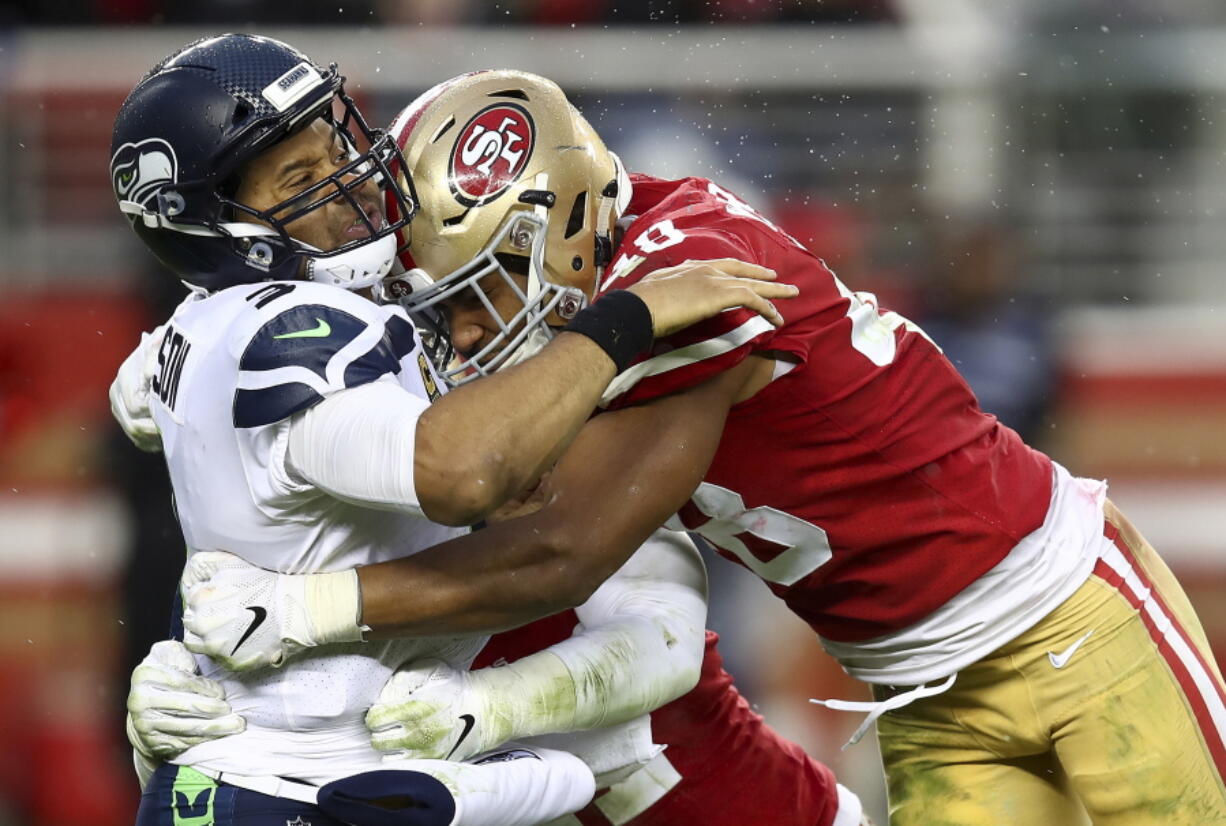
<box><xmin>131</xmin><ymin>534</ymin><xmax>706</xmax><ymax>774</ymax></box>
<box><xmin>358</xmin><ymin>355</ymin><xmax>758</xmax><ymax>636</ymax></box>
<box><xmin>364</xmin><ymin>529</ymin><xmax>708</xmax><ymax>762</ymax></box>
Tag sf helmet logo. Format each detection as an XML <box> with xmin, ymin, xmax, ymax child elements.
<box><xmin>449</xmin><ymin>103</ymin><xmax>535</xmax><ymax>207</ymax></box>
<box><xmin>110</xmin><ymin>137</ymin><xmax>179</xmax><ymax>208</ymax></box>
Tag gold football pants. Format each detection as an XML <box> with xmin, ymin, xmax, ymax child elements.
<box><xmin>878</xmin><ymin>502</ymin><xmax>1226</xmax><ymax>825</ymax></box>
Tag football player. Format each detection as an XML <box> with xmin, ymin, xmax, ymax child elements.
<box><xmin>109</xmin><ymin>35</ymin><xmax>795</xmax><ymax>826</ymax></box>
<box><xmin>180</xmin><ymin>69</ymin><xmax>1226</xmax><ymax>824</ymax></box>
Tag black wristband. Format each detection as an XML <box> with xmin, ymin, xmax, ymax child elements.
<box><xmin>563</xmin><ymin>289</ymin><xmax>654</xmax><ymax>373</ymax></box>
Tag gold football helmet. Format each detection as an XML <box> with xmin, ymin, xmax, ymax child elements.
<box><xmin>383</xmin><ymin>70</ymin><xmax>630</xmax><ymax>385</ymax></box>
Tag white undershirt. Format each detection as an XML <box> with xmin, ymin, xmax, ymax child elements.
<box><xmin>284</xmin><ymin>380</ymin><xmax>429</xmax><ymax>516</ymax></box>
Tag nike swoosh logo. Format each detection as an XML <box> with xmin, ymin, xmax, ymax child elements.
<box><xmin>231</xmin><ymin>606</ymin><xmax>268</xmax><ymax>655</ymax></box>
<box><xmin>445</xmin><ymin>714</ymin><xmax>477</xmax><ymax>760</ymax></box>
<box><xmin>274</xmin><ymin>318</ymin><xmax>331</xmax><ymax>339</ymax></box>
<box><xmin>1048</xmin><ymin>629</ymin><xmax>1094</xmax><ymax>669</ymax></box>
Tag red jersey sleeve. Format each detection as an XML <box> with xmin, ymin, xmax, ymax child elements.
<box><xmin>598</xmin><ymin>182</ymin><xmax>805</xmax><ymax>410</ymax></box>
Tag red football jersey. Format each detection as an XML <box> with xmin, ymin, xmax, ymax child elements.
<box><xmin>474</xmin><ymin>618</ymin><xmax>842</xmax><ymax>826</ymax></box>
<box><xmin>600</xmin><ymin>175</ymin><xmax>1053</xmax><ymax>643</ymax></box>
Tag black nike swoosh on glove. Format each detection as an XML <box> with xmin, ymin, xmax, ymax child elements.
<box><xmin>445</xmin><ymin>714</ymin><xmax>477</xmax><ymax>760</ymax></box>
<box><xmin>231</xmin><ymin>606</ymin><xmax>268</xmax><ymax>655</ymax></box>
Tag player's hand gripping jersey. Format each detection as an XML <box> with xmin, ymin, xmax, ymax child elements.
<box><xmin>602</xmin><ymin>175</ymin><xmax>1105</xmax><ymax>686</ymax></box>
<box><xmin>148</xmin><ymin>280</ymin><xmax>480</xmax><ymax>782</ymax></box>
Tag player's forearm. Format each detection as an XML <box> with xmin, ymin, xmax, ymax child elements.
<box><xmin>364</xmin><ymin>374</ymin><xmax>740</xmax><ymax>636</ymax></box>
<box><xmin>524</xmin><ymin>612</ymin><xmax>704</xmax><ymax>734</ymax></box>
<box><xmin>467</xmin><ymin>612</ymin><xmax>704</xmax><ymax>747</ymax></box>
<box><xmin>357</xmin><ymin>497</ymin><xmax>696</xmax><ymax>637</ymax></box>
<box><xmin>557</xmin><ymin>530</ymin><xmax>709</xmax><ymax>730</ymax></box>
<box><xmin>439</xmin><ymin>529</ymin><xmax>711</xmax><ymax>743</ymax></box>
<box><xmin>413</xmin><ymin>332</ymin><xmax>616</xmax><ymax>526</ymax></box>
<box><xmin>366</xmin><ymin>551</ymin><xmax>706</xmax><ymax>752</ymax></box>
<box><xmin>556</xmin><ymin>616</ymin><xmax>704</xmax><ymax>729</ymax></box>
<box><xmin>358</xmin><ymin>506</ymin><xmax>627</xmax><ymax>636</ymax></box>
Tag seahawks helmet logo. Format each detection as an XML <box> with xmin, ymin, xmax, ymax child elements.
<box><xmin>110</xmin><ymin>138</ymin><xmax>178</xmax><ymax>208</ymax></box>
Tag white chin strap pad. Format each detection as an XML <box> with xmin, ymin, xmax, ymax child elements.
<box><xmin>498</xmin><ymin>325</ymin><xmax>554</xmax><ymax>372</ymax></box>
<box><xmin>608</xmin><ymin>152</ymin><xmax>632</xmax><ymax>217</ymax></box>
<box><xmin>305</xmin><ymin>233</ymin><xmax>397</xmax><ymax>291</ymax></box>
<box><xmin>592</xmin><ymin>153</ymin><xmax>632</xmax><ymax>285</ymax></box>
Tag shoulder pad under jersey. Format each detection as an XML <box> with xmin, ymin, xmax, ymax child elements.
<box><xmin>598</xmin><ymin>195</ymin><xmax>778</xmax><ymax>408</ymax></box>
<box><xmin>230</xmin><ymin>282</ymin><xmax>419</xmax><ymax>428</ymax></box>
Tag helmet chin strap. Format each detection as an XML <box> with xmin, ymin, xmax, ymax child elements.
<box><xmin>592</xmin><ymin>152</ymin><xmax>632</xmax><ymax>289</ymax></box>
<box><xmin>525</xmin><ymin>172</ymin><xmax>551</xmax><ymax>308</ymax></box>
<box><xmin>499</xmin><ymin>177</ymin><xmax>560</xmax><ymax>369</ymax></box>
<box><xmin>304</xmin><ymin>232</ymin><xmax>397</xmax><ymax>291</ymax></box>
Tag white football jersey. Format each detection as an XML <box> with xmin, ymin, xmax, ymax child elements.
<box><xmin>150</xmin><ymin>280</ymin><xmax>481</xmax><ymax>782</ymax></box>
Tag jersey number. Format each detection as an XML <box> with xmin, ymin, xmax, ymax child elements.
<box><xmin>246</xmin><ymin>283</ymin><xmax>296</xmax><ymax>309</ymax></box>
<box><xmin>614</xmin><ymin>183</ymin><xmax>937</xmax><ymax>368</ymax></box>
<box><xmin>667</xmin><ymin>482</ymin><xmax>832</xmax><ymax>586</ymax></box>
<box><xmin>707</xmin><ymin>181</ymin><xmax>937</xmax><ymax>366</ymax></box>
<box><xmin>833</xmin><ymin>279</ymin><xmax>938</xmax><ymax>367</ymax></box>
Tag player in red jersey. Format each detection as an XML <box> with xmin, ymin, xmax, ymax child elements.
<box><xmin>181</xmin><ymin>71</ymin><xmax>1226</xmax><ymax>824</ymax></box>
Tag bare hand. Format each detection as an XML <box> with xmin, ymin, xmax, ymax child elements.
<box><xmin>626</xmin><ymin>258</ymin><xmax>797</xmax><ymax>338</ymax></box>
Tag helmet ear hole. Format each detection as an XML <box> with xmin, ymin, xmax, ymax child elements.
<box><xmin>232</xmin><ymin>101</ymin><xmax>252</xmax><ymax>125</ymax></box>
<box><xmin>564</xmin><ymin>191</ymin><xmax>587</xmax><ymax>239</ymax></box>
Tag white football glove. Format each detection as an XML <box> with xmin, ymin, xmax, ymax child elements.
<box><xmin>126</xmin><ymin>639</ymin><xmax>245</xmax><ymax>790</ymax></box>
<box><xmin>109</xmin><ymin>324</ymin><xmax>167</xmax><ymax>453</ymax></box>
<box><xmin>127</xmin><ymin>639</ymin><xmax>245</xmax><ymax>757</ymax></box>
<box><xmin>367</xmin><ymin>659</ymin><xmax>516</xmax><ymax>763</ymax></box>
<box><xmin>180</xmin><ymin>551</ymin><xmax>367</xmax><ymax>671</ymax></box>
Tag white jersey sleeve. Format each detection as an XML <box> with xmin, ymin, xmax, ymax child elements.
<box><xmin>562</xmin><ymin>528</ymin><xmax>709</xmax><ymax>729</ymax></box>
<box><xmin>151</xmin><ymin>280</ymin><xmax>453</xmax><ymax>571</ymax></box>
<box><xmin>222</xmin><ymin>281</ymin><xmax>438</xmax><ymax>430</ymax></box>
<box><xmin>500</xmin><ymin>530</ymin><xmax>708</xmax><ymax>786</ymax></box>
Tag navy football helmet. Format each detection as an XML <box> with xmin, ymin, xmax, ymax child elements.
<box><xmin>110</xmin><ymin>34</ymin><xmax>417</xmax><ymax>293</ymax></box>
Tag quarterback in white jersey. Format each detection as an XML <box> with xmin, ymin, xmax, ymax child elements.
<box><xmin>110</xmin><ymin>34</ymin><xmax>794</xmax><ymax>826</ymax></box>
<box><xmin>152</xmin><ymin>280</ymin><xmax>473</xmax><ymax>777</ymax></box>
